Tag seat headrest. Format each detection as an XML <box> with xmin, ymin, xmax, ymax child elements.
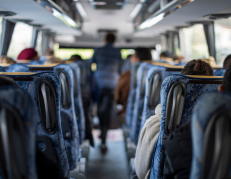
<box><xmin>28</xmin><ymin>64</ymin><xmax>59</xmax><ymax>67</ymax></box>
<box><xmin>0</xmin><ymin>72</ymin><xmax>35</xmax><ymax>75</ymax></box>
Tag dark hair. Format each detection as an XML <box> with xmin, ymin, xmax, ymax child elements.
<box><xmin>160</xmin><ymin>51</ymin><xmax>171</xmax><ymax>58</ymax></box>
<box><xmin>70</xmin><ymin>54</ymin><xmax>82</xmax><ymax>61</ymax></box>
<box><xmin>223</xmin><ymin>54</ymin><xmax>231</xmax><ymax>69</ymax></box>
<box><xmin>134</xmin><ymin>47</ymin><xmax>152</xmax><ymax>61</ymax></box>
<box><xmin>222</xmin><ymin>65</ymin><xmax>231</xmax><ymax>92</ymax></box>
<box><xmin>0</xmin><ymin>76</ymin><xmax>18</xmax><ymax>88</ymax></box>
<box><xmin>181</xmin><ymin>59</ymin><xmax>213</xmax><ymax>76</ymax></box>
<box><xmin>105</xmin><ymin>33</ymin><xmax>116</xmax><ymax>44</ymax></box>
<box><xmin>127</xmin><ymin>54</ymin><xmax>132</xmax><ymax>59</ymax></box>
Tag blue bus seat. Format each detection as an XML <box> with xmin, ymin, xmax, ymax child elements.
<box><xmin>0</xmin><ymin>85</ymin><xmax>38</xmax><ymax>179</ymax></box>
<box><xmin>28</xmin><ymin>65</ymin><xmax>81</xmax><ymax>168</ymax></box>
<box><xmin>140</xmin><ymin>64</ymin><xmax>184</xmax><ymax>132</ymax></box>
<box><xmin>191</xmin><ymin>92</ymin><xmax>231</xmax><ymax>179</ymax></box>
<box><xmin>67</xmin><ymin>62</ymin><xmax>86</xmax><ymax>144</ymax></box>
<box><xmin>130</xmin><ymin>62</ymin><xmax>153</xmax><ymax>145</ymax></box>
<box><xmin>125</xmin><ymin>62</ymin><xmax>141</xmax><ymax>129</ymax></box>
<box><xmin>149</xmin><ymin>75</ymin><xmax>223</xmax><ymax>179</ymax></box>
<box><xmin>0</xmin><ymin>72</ymin><xmax>71</xmax><ymax>178</ymax></box>
<box><xmin>213</xmin><ymin>68</ymin><xmax>226</xmax><ymax>76</ymax></box>
<box><xmin>6</xmin><ymin>64</ymin><xmax>29</xmax><ymax>72</ymax></box>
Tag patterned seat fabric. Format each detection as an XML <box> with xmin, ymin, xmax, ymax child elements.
<box><xmin>0</xmin><ymin>86</ymin><xmax>38</xmax><ymax>179</ymax></box>
<box><xmin>0</xmin><ymin>66</ymin><xmax>5</xmax><ymax>72</ymax></box>
<box><xmin>140</xmin><ymin>65</ymin><xmax>182</xmax><ymax>132</ymax></box>
<box><xmin>125</xmin><ymin>62</ymin><xmax>141</xmax><ymax>128</ymax></box>
<box><xmin>1</xmin><ymin>72</ymin><xmax>70</xmax><ymax>178</ymax></box>
<box><xmin>53</xmin><ymin>65</ymin><xmax>80</xmax><ymax>168</ymax></box>
<box><xmin>149</xmin><ymin>74</ymin><xmax>222</xmax><ymax>179</ymax></box>
<box><xmin>190</xmin><ymin>92</ymin><xmax>231</xmax><ymax>179</ymax></box>
<box><xmin>130</xmin><ymin>63</ymin><xmax>153</xmax><ymax>144</ymax></box>
<box><xmin>213</xmin><ymin>69</ymin><xmax>226</xmax><ymax>76</ymax></box>
<box><xmin>67</xmin><ymin>62</ymin><xmax>86</xmax><ymax>144</ymax></box>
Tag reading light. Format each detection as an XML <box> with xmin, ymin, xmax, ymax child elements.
<box><xmin>75</xmin><ymin>2</ymin><xmax>88</xmax><ymax>18</ymax></box>
<box><xmin>128</xmin><ymin>3</ymin><xmax>143</xmax><ymax>20</ymax></box>
<box><xmin>138</xmin><ymin>13</ymin><xmax>164</xmax><ymax>30</ymax></box>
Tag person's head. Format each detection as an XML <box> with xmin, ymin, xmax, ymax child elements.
<box><xmin>46</xmin><ymin>48</ymin><xmax>55</xmax><ymax>57</ymax></box>
<box><xmin>160</xmin><ymin>51</ymin><xmax>171</xmax><ymax>59</ymax></box>
<box><xmin>126</xmin><ymin>54</ymin><xmax>132</xmax><ymax>60</ymax></box>
<box><xmin>0</xmin><ymin>76</ymin><xmax>19</xmax><ymax>88</ymax></box>
<box><xmin>181</xmin><ymin>59</ymin><xmax>213</xmax><ymax>76</ymax></box>
<box><xmin>219</xmin><ymin>65</ymin><xmax>231</xmax><ymax>92</ymax></box>
<box><xmin>0</xmin><ymin>55</ymin><xmax>16</xmax><ymax>64</ymax></box>
<box><xmin>69</xmin><ymin>54</ymin><xmax>82</xmax><ymax>61</ymax></box>
<box><xmin>105</xmin><ymin>33</ymin><xmax>116</xmax><ymax>44</ymax></box>
<box><xmin>223</xmin><ymin>54</ymin><xmax>231</xmax><ymax>69</ymax></box>
<box><xmin>131</xmin><ymin>47</ymin><xmax>152</xmax><ymax>65</ymax></box>
<box><xmin>17</xmin><ymin>48</ymin><xmax>39</xmax><ymax>61</ymax></box>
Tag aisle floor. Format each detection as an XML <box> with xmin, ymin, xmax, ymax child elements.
<box><xmin>86</xmin><ymin>129</ymin><xmax>129</xmax><ymax>179</ymax></box>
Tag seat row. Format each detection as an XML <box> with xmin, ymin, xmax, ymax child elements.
<box><xmin>123</xmin><ymin>61</ymin><xmax>226</xmax><ymax>179</ymax></box>
<box><xmin>0</xmin><ymin>61</ymin><xmax>90</xmax><ymax>179</ymax></box>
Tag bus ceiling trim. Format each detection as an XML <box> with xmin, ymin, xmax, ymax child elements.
<box><xmin>204</xmin><ymin>14</ymin><xmax>231</xmax><ymax>20</ymax></box>
<box><xmin>0</xmin><ymin>11</ymin><xmax>16</xmax><ymax>17</ymax></box>
<box><xmin>187</xmin><ymin>21</ymin><xmax>214</xmax><ymax>25</ymax></box>
<box><xmin>137</xmin><ymin>0</ymin><xmax>195</xmax><ymax>31</ymax></box>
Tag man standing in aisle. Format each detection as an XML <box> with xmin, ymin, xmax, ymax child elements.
<box><xmin>91</xmin><ymin>32</ymin><xmax>122</xmax><ymax>153</ymax></box>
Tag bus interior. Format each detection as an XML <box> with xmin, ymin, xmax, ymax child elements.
<box><xmin>0</xmin><ymin>0</ymin><xmax>231</xmax><ymax>179</ymax></box>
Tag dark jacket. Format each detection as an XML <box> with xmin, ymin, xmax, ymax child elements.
<box><xmin>114</xmin><ymin>71</ymin><xmax>130</xmax><ymax>115</ymax></box>
<box><xmin>164</xmin><ymin>123</ymin><xmax>192</xmax><ymax>179</ymax></box>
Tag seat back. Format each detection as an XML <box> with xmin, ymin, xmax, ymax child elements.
<box><xmin>0</xmin><ymin>72</ymin><xmax>70</xmax><ymax>178</ymax></box>
<box><xmin>149</xmin><ymin>75</ymin><xmax>223</xmax><ymax>179</ymax></box>
<box><xmin>29</xmin><ymin>64</ymin><xmax>80</xmax><ymax>169</ymax></box>
<box><xmin>0</xmin><ymin>86</ymin><xmax>38</xmax><ymax>179</ymax></box>
<box><xmin>130</xmin><ymin>62</ymin><xmax>153</xmax><ymax>144</ymax></box>
<box><xmin>67</xmin><ymin>62</ymin><xmax>86</xmax><ymax>144</ymax></box>
<box><xmin>191</xmin><ymin>92</ymin><xmax>231</xmax><ymax>179</ymax></box>
<box><xmin>140</xmin><ymin>65</ymin><xmax>183</xmax><ymax>131</ymax></box>
<box><xmin>125</xmin><ymin>62</ymin><xmax>141</xmax><ymax>128</ymax></box>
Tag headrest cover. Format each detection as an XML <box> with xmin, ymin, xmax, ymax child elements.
<box><xmin>17</xmin><ymin>48</ymin><xmax>38</xmax><ymax>60</ymax></box>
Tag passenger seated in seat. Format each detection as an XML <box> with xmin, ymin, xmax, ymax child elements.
<box><xmin>114</xmin><ymin>47</ymin><xmax>152</xmax><ymax>117</ymax></box>
<box><xmin>164</xmin><ymin>64</ymin><xmax>231</xmax><ymax>179</ymax></box>
<box><xmin>69</xmin><ymin>54</ymin><xmax>83</xmax><ymax>61</ymax></box>
<box><xmin>0</xmin><ymin>55</ymin><xmax>16</xmax><ymax>64</ymax></box>
<box><xmin>223</xmin><ymin>54</ymin><xmax>231</xmax><ymax>69</ymax></box>
<box><xmin>45</xmin><ymin>48</ymin><xmax>64</xmax><ymax>64</ymax></box>
<box><xmin>17</xmin><ymin>48</ymin><xmax>41</xmax><ymax>62</ymax></box>
<box><xmin>135</xmin><ymin>59</ymin><xmax>213</xmax><ymax>179</ymax></box>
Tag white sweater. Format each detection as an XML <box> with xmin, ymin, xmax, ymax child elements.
<box><xmin>135</xmin><ymin>104</ymin><xmax>162</xmax><ymax>179</ymax></box>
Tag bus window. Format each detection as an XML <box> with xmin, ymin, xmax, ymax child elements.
<box><xmin>120</xmin><ymin>49</ymin><xmax>134</xmax><ymax>59</ymax></box>
<box><xmin>54</xmin><ymin>48</ymin><xmax>94</xmax><ymax>60</ymax></box>
<box><xmin>181</xmin><ymin>24</ymin><xmax>209</xmax><ymax>60</ymax></box>
<box><xmin>36</xmin><ymin>30</ymin><xmax>42</xmax><ymax>56</ymax></box>
<box><xmin>0</xmin><ymin>17</ymin><xmax>3</xmax><ymax>51</ymax></box>
<box><xmin>214</xmin><ymin>17</ymin><xmax>231</xmax><ymax>66</ymax></box>
<box><xmin>7</xmin><ymin>22</ymin><xmax>33</xmax><ymax>59</ymax></box>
